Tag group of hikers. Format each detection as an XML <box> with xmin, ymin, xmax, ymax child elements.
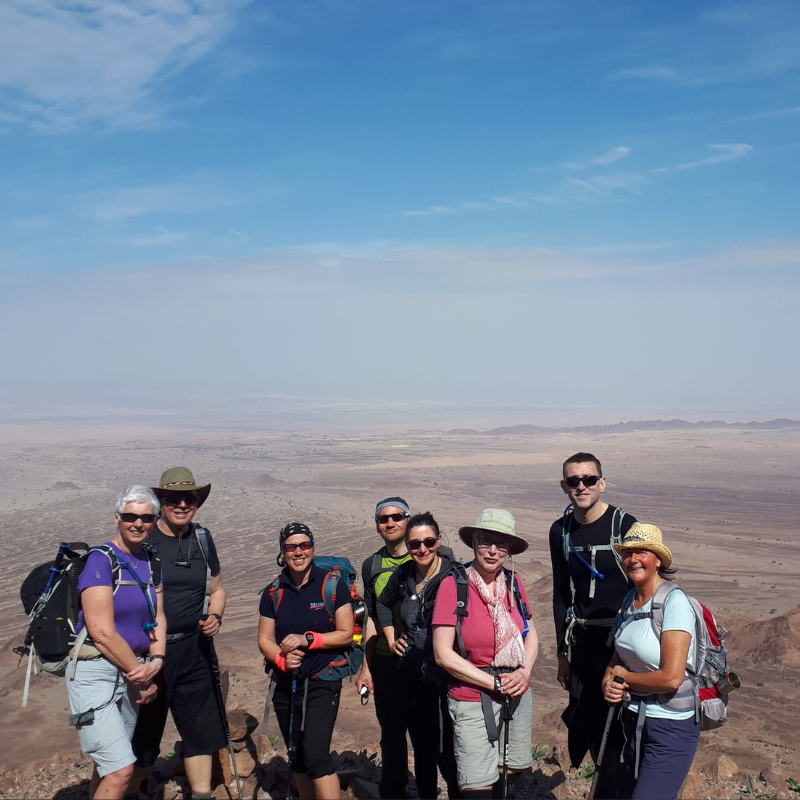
<box><xmin>54</xmin><ymin>454</ymin><xmax>705</xmax><ymax>800</ymax></box>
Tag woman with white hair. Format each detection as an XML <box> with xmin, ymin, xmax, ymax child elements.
<box><xmin>602</xmin><ymin>523</ymin><xmax>698</xmax><ymax>800</ymax></box>
<box><xmin>66</xmin><ymin>486</ymin><xmax>166</xmax><ymax>800</ymax></box>
<box><xmin>432</xmin><ymin>509</ymin><xmax>538</xmax><ymax>799</ymax></box>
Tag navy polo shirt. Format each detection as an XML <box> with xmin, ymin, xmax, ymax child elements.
<box><xmin>259</xmin><ymin>562</ymin><xmax>352</xmax><ymax>679</ymax></box>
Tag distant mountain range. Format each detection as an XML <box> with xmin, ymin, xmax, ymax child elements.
<box><xmin>447</xmin><ymin>418</ymin><xmax>800</xmax><ymax>435</ymax></box>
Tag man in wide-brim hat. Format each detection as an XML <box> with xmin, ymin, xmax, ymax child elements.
<box><xmin>131</xmin><ymin>467</ymin><xmax>227</xmax><ymax>800</ymax></box>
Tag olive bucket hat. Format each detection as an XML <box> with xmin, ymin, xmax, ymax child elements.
<box><xmin>152</xmin><ymin>467</ymin><xmax>211</xmax><ymax>508</ymax></box>
<box><xmin>458</xmin><ymin>508</ymin><xmax>529</xmax><ymax>555</ymax></box>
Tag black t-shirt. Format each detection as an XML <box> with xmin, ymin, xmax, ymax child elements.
<box><xmin>146</xmin><ymin>523</ymin><xmax>221</xmax><ymax>634</ymax></box>
<box><xmin>259</xmin><ymin>562</ymin><xmax>352</xmax><ymax>679</ymax></box>
<box><xmin>549</xmin><ymin>505</ymin><xmax>636</xmax><ymax>652</ymax></box>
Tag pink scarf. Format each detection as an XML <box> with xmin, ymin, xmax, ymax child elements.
<box><xmin>468</xmin><ymin>566</ymin><xmax>525</xmax><ymax>668</ymax></box>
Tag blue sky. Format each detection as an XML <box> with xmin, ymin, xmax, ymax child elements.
<box><xmin>1</xmin><ymin>0</ymin><xmax>799</xmax><ymax>426</ymax></box>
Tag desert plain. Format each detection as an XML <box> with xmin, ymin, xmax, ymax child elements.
<box><xmin>1</xmin><ymin>421</ymin><xmax>799</xmax><ymax>798</ymax></box>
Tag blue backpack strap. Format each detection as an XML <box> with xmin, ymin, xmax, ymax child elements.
<box><xmin>265</xmin><ymin>577</ymin><xmax>283</xmax><ymax>615</ymax></box>
<box><xmin>321</xmin><ymin>567</ymin><xmax>340</xmax><ymax>623</ymax></box>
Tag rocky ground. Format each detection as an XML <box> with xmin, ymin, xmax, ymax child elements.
<box><xmin>1</xmin><ymin>705</ymin><xmax>798</xmax><ymax>800</ymax></box>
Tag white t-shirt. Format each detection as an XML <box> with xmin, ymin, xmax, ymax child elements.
<box><xmin>615</xmin><ymin>587</ymin><xmax>696</xmax><ymax>720</ymax></box>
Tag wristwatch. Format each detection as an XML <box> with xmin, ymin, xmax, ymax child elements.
<box><xmin>212</xmin><ymin>613</ymin><xmax>222</xmax><ymax>626</ymax></box>
<box><xmin>305</xmin><ymin>632</ymin><xmax>316</xmax><ymax>648</ymax></box>
<box><xmin>494</xmin><ymin>675</ymin><xmax>503</xmax><ymax>694</ymax></box>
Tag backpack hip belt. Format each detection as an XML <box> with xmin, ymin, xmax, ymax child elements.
<box><xmin>564</xmin><ymin>607</ymin><xmax>620</xmax><ymax>648</ymax></box>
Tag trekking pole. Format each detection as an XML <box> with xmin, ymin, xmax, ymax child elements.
<box><xmin>588</xmin><ymin>676</ymin><xmax>625</xmax><ymax>800</ymax></box>
<box><xmin>287</xmin><ymin>669</ymin><xmax>299</xmax><ymax>800</ymax></box>
<box><xmin>502</xmin><ymin>695</ymin><xmax>511</xmax><ymax>800</ymax></box>
<box><xmin>202</xmin><ymin>620</ymin><xmax>244</xmax><ymax>800</ymax></box>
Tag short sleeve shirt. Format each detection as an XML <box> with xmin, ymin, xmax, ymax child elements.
<box><xmin>259</xmin><ymin>562</ymin><xmax>352</xmax><ymax>679</ymax></box>
<box><xmin>363</xmin><ymin>549</ymin><xmax>412</xmax><ymax>658</ymax></box>
<box><xmin>432</xmin><ymin>572</ymin><xmax>532</xmax><ymax>702</ymax></box>
<box><xmin>615</xmin><ymin>588</ymin><xmax>697</xmax><ymax>719</ymax></box>
<box><xmin>76</xmin><ymin>541</ymin><xmax>160</xmax><ymax>655</ymax></box>
<box><xmin>144</xmin><ymin>524</ymin><xmax>221</xmax><ymax>634</ymax></box>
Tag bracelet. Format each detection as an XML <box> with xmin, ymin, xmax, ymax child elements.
<box><xmin>494</xmin><ymin>675</ymin><xmax>503</xmax><ymax>694</ymax></box>
<box><xmin>212</xmin><ymin>613</ymin><xmax>222</xmax><ymax>625</ymax></box>
<box><xmin>150</xmin><ymin>655</ymin><xmax>165</xmax><ymax>662</ymax></box>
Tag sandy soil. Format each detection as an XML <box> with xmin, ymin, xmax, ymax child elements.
<box><xmin>1</xmin><ymin>425</ymin><xmax>799</xmax><ymax>797</ymax></box>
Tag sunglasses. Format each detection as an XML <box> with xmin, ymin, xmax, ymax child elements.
<box><xmin>564</xmin><ymin>475</ymin><xmax>601</xmax><ymax>489</ymax></box>
<box><xmin>378</xmin><ymin>513</ymin><xmax>407</xmax><ymax>524</ymax></box>
<box><xmin>119</xmin><ymin>513</ymin><xmax>158</xmax><ymax>524</ymax></box>
<box><xmin>163</xmin><ymin>493</ymin><xmax>199</xmax><ymax>506</ymax></box>
<box><xmin>283</xmin><ymin>541</ymin><xmax>314</xmax><ymax>553</ymax></box>
<box><xmin>475</xmin><ymin>537</ymin><xmax>510</xmax><ymax>552</ymax></box>
<box><xmin>408</xmin><ymin>537</ymin><xmax>438</xmax><ymax>552</ymax></box>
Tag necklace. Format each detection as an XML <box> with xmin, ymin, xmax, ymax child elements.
<box><xmin>416</xmin><ymin>556</ymin><xmax>441</xmax><ymax>590</ymax></box>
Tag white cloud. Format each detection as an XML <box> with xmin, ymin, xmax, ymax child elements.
<box><xmin>0</xmin><ymin>0</ymin><xmax>252</xmax><ymax>132</ymax></box>
<box><xmin>88</xmin><ymin>177</ymin><xmax>232</xmax><ymax>221</ymax></box>
<box><xmin>117</xmin><ymin>227</ymin><xmax>191</xmax><ymax>247</ymax></box>
<box><xmin>650</xmin><ymin>143</ymin><xmax>753</xmax><ymax>173</ymax></box>
<box><xmin>564</xmin><ymin>146</ymin><xmax>631</xmax><ymax>170</ymax></box>
<box><xmin>730</xmin><ymin>105</ymin><xmax>800</xmax><ymax>123</ymax></box>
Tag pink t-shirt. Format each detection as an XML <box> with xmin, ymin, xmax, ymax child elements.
<box><xmin>432</xmin><ymin>572</ymin><xmax>532</xmax><ymax>702</ymax></box>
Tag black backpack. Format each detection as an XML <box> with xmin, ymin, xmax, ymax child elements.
<box><xmin>17</xmin><ymin>541</ymin><xmax>161</xmax><ymax>706</ymax></box>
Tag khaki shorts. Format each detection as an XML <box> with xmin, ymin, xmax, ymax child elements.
<box><xmin>448</xmin><ymin>690</ymin><xmax>533</xmax><ymax>790</ymax></box>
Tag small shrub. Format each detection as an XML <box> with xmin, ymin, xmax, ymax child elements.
<box><xmin>269</xmin><ymin>735</ymin><xmax>280</xmax><ymax>746</ymax></box>
<box><xmin>577</xmin><ymin>762</ymin><xmax>595</xmax><ymax>780</ymax></box>
<box><xmin>531</xmin><ymin>744</ymin><xmax>549</xmax><ymax>761</ymax></box>
<box><xmin>788</xmin><ymin>778</ymin><xmax>800</xmax><ymax>793</ymax></box>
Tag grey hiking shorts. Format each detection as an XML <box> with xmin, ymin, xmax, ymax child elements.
<box><xmin>66</xmin><ymin>657</ymin><xmax>142</xmax><ymax>777</ymax></box>
<box><xmin>448</xmin><ymin>689</ymin><xmax>533</xmax><ymax>790</ymax></box>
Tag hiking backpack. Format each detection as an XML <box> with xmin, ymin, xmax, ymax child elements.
<box><xmin>616</xmin><ymin>582</ymin><xmax>738</xmax><ymax>731</ymax></box>
<box><xmin>17</xmin><ymin>541</ymin><xmax>161</xmax><ymax>707</ymax></box>
<box><xmin>264</xmin><ymin>556</ymin><xmax>366</xmax><ymax>681</ymax></box>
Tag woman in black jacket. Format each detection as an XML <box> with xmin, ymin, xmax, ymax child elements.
<box><xmin>376</xmin><ymin>512</ymin><xmax>461</xmax><ymax>799</ymax></box>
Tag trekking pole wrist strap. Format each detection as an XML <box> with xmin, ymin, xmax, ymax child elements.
<box><xmin>274</xmin><ymin>652</ymin><xmax>288</xmax><ymax>672</ymax></box>
<box><xmin>304</xmin><ymin>631</ymin><xmax>325</xmax><ymax>650</ymax></box>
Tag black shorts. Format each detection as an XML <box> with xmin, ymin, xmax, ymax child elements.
<box><xmin>272</xmin><ymin>676</ymin><xmax>342</xmax><ymax>779</ymax></box>
<box><xmin>132</xmin><ymin>631</ymin><xmax>227</xmax><ymax>767</ymax></box>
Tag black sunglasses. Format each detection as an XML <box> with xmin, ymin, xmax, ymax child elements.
<box><xmin>283</xmin><ymin>541</ymin><xmax>314</xmax><ymax>553</ymax></box>
<box><xmin>163</xmin><ymin>493</ymin><xmax>199</xmax><ymax>506</ymax></box>
<box><xmin>378</xmin><ymin>513</ymin><xmax>407</xmax><ymax>524</ymax></box>
<box><xmin>408</xmin><ymin>537</ymin><xmax>438</xmax><ymax>551</ymax></box>
<box><xmin>119</xmin><ymin>513</ymin><xmax>158</xmax><ymax>524</ymax></box>
<box><xmin>564</xmin><ymin>475</ymin><xmax>601</xmax><ymax>489</ymax></box>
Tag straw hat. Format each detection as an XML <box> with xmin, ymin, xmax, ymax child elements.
<box><xmin>614</xmin><ymin>522</ymin><xmax>673</xmax><ymax>568</ymax></box>
<box><xmin>152</xmin><ymin>467</ymin><xmax>211</xmax><ymax>508</ymax></box>
<box><xmin>458</xmin><ymin>508</ymin><xmax>529</xmax><ymax>555</ymax></box>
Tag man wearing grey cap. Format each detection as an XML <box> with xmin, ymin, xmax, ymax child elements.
<box><xmin>356</xmin><ymin>497</ymin><xmax>415</xmax><ymax>800</ymax></box>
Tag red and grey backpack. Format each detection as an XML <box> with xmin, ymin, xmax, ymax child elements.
<box><xmin>617</xmin><ymin>582</ymin><xmax>739</xmax><ymax>729</ymax></box>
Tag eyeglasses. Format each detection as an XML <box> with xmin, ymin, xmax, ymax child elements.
<box><xmin>408</xmin><ymin>537</ymin><xmax>438</xmax><ymax>552</ymax></box>
<box><xmin>119</xmin><ymin>513</ymin><xmax>158</xmax><ymax>524</ymax></box>
<box><xmin>163</xmin><ymin>493</ymin><xmax>199</xmax><ymax>506</ymax></box>
<box><xmin>564</xmin><ymin>475</ymin><xmax>601</xmax><ymax>489</ymax></box>
<box><xmin>475</xmin><ymin>537</ymin><xmax>510</xmax><ymax>552</ymax></box>
<box><xmin>283</xmin><ymin>541</ymin><xmax>314</xmax><ymax>553</ymax></box>
<box><xmin>378</xmin><ymin>513</ymin><xmax>407</xmax><ymax>524</ymax></box>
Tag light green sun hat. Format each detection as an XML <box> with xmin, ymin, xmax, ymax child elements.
<box><xmin>458</xmin><ymin>508</ymin><xmax>528</xmax><ymax>555</ymax></box>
